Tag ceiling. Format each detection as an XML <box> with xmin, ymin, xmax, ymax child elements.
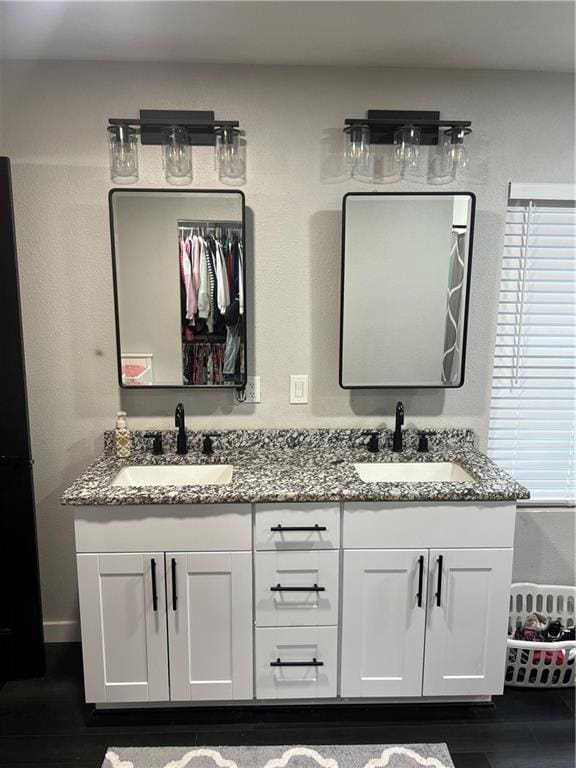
<box><xmin>0</xmin><ymin>1</ymin><xmax>574</xmax><ymax>72</ymax></box>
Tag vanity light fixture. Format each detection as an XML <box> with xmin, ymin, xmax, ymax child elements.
<box><xmin>343</xmin><ymin>110</ymin><xmax>472</xmax><ymax>183</ymax></box>
<box><xmin>107</xmin><ymin>110</ymin><xmax>244</xmax><ymax>186</ymax></box>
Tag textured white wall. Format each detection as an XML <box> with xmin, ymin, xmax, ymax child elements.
<box><xmin>0</xmin><ymin>61</ymin><xmax>573</xmax><ymax>633</ymax></box>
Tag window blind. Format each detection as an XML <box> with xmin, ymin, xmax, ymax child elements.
<box><xmin>487</xmin><ymin>183</ymin><xmax>576</xmax><ymax>505</ymax></box>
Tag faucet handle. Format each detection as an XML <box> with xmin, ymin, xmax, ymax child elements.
<box><xmin>367</xmin><ymin>431</ymin><xmax>379</xmax><ymax>453</ymax></box>
<box><xmin>144</xmin><ymin>432</ymin><xmax>163</xmax><ymax>455</ymax></box>
<box><xmin>202</xmin><ymin>433</ymin><xmax>218</xmax><ymax>456</ymax></box>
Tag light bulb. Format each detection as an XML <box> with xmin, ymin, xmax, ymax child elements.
<box><xmin>444</xmin><ymin>127</ymin><xmax>471</xmax><ymax>172</ymax></box>
<box><xmin>394</xmin><ymin>125</ymin><xmax>421</xmax><ymax>169</ymax></box>
<box><xmin>162</xmin><ymin>126</ymin><xmax>192</xmax><ymax>185</ymax></box>
<box><xmin>449</xmin><ymin>142</ymin><xmax>469</xmax><ymax>170</ymax></box>
<box><xmin>216</xmin><ymin>127</ymin><xmax>246</xmax><ymax>185</ymax></box>
<box><xmin>347</xmin><ymin>125</ymin><xmax>372</xmax><ymax>181</ymax></box>
<box><xmin>108</xmin><ymin>125</ymin><xmax>139</xmax><ymax>184</ymax></box>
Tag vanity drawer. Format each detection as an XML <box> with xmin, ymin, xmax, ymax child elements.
<box><xmin>255</xmin><ymin>550</ymin><xmax>339</xmax><ymax>627</ymax></box>
<box><xmin>255</xmin><ymin>626</ymin><xmax>337</xmax><ymax>699</ymax></box>
<box><xmin>255</xmin><ymin>504</ymin><xmax>340</xmax><ymax>550</ymax></box>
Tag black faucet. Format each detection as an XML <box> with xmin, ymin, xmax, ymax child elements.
<box><xmin>392</xmin><ymin>401</ymin><xmax>404</xmax><ymax>452</ymax></box>
<box><xmin>175</xmin><ymin>403</ymin><xmax>188</xmax><ymax>455</ymax></box>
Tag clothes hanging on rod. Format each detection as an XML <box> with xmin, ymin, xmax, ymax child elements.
<box><xmin>178</xmin><ymin>220</ymin><xmax>244</xmax><ymax>385</ymax></box>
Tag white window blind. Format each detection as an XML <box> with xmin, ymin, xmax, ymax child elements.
<box><xmin>487</xmin><ymin>183</ymin><xmax>576</xmax><ymax>505</ymax></box>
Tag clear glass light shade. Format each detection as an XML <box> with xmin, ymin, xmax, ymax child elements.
<box><xmin>216</xmin><ymin>128</ymin><xmax>246</xmax><ymax>185</ymax></box>
<box><xmin>347</xmin><ymin>125</ymin><xmax>372</xmax><ymax>181</ymax></box>
<box><xmin>394</xmin><ymin>125</ymin><xmax>421</xmax><ymax>169</ymax></box>
<box><xmin>108</xmin><ymin>125</ymin><xmax>139</xmax><ymax>184</ymax></box>
<box><xmin>445</xmin><ymin>128</ymin><xmax>470</xmax><ymax>171</ymax></box>
<box><xmin>372</xmin><ymin>144</ymin><xmax>402</xmax><ymax>184</ymax></box>
<box><xmin>162</xmin><ymin>126</ymin><xmax>192</xmax><ymax>185</ymax></box>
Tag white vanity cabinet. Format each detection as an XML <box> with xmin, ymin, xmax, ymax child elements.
<box><xmin>73</xmin><ymin>499</ymin><xmax>517</xmax><ymax>706</ymax></box>
<box><xmin>74</xmin><ymin>504</ymin><xmax>253</xmax><ymax>705</ymax></box>
<box><xmin>254</xmin><ymin>503</ymin><xmax>341</xmax><ymax>700</ymax></box>
<box><xmin>340</xmin><ymin>503</ymin><xmax>515</xmax><ymax>700</ymax></box>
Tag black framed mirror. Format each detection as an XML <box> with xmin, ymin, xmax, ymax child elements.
<box><xmin>110</xmin><ymin>189</ymin><xmax>246</xmax><ymax>388</ymax></box>
<box><xmin>339</xmin><ymin>192</ymin><xmax>475</xmax><ymax>388</ymax></box>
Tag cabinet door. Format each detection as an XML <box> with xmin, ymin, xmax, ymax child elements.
<box><xmin>76</xmin><ymin>553</ymin><xmax>169</xmax><ymax>704</ymax></box>
<box><xmin>167</xmin><ymin>551</ymin><xmax>253</xmax><ymax>701</ymax></box>
<box><xmin>423</xmin><ymin>548</ymin><xmax>513</xmax><ymax>697</ymax></box>
<box><xmin>340</xmin><ymin>549</ymin><xmax>428</xmax><ymax>697</ymax></box>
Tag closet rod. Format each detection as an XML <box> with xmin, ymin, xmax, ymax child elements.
<box><xmin>178</xmin><ymin>221</ymin><xmax>242</xmax><ymax>228</ymax></box>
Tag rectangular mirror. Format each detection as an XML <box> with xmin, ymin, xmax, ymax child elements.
<box><xmin>340</xmin><ymin>192</ymin><xmax>475</xmax><ymax>388</ymax></box>
<box><xmin>110</xmin><ymin>189</ymin><xmax>246</xmax><ymax>388</ymax></box>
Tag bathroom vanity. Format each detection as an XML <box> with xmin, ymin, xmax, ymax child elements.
<box><xmin>62</xmin><ymin>428</ymin><xmax>529</xmax><ymax>708</ymax></box>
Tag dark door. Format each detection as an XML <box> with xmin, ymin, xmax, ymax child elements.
<box><xmin>0</xmin><ymin>156</ymin><xmax>45</xmax><ymax>680</ymax></box>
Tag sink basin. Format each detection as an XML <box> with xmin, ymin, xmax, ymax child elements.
<box><xmin>353</xmin><ymin>461</ymin><xmax>473</xmax><ymax>483</ymax></box>
<box><xmin>111</xmin><ymin>465</ymin><xmax>234</xmax><ymax>487</ymax></box>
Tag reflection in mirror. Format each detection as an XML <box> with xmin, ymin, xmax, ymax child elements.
<box><xmin>110</xmin><ymin>190</ymin><xmax>246</xmax><ymax>388</ymax></box>
<box><xmin>340</xmin><ymin>192</ymin><xmax>474</xmax><ymax>388</ymax></box>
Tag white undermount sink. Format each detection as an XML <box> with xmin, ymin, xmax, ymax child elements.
<box><xmin>353</xmin><ymin>461</ymin><xmax>474</xmax><ymax>483</ymax></box>
<box><xmin>111</xmin><ymin>464</ymin><xmax>234</xmax><ymax>487</ymax></box>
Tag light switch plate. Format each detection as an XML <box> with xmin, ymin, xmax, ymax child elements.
<box><xmin>289</xmin><ymin>374</ymin><xmax>309</xmax><ymax>404</ymax></box>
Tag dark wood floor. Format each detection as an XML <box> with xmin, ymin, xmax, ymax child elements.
<box><xmin>0</xmin><ymin>644</ymin><xmax>573</xmax><ymax>767</ymax></box>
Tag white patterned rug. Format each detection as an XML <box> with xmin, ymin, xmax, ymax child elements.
<box><xmin>102</xmin><ymin>743</ymin><xmax>454</xmax><ymax>768</ymax></box>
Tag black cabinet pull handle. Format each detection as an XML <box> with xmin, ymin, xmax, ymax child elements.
<box><xmin>270</xmin><ymin>584</ymin><xmax>326</xmax><ymax>593</ymax></box>
<box><xmin>270</xmin><ymin>524</ymin><xmax>327</xmax><ymax>532</ymax></box>
<box><xmin>417</xmin><ymin>555</ymin><xmax>424</xmax><ymax>608</ymax></box>
<box><xmin>151</xmin><ymin>558</ymin><xmax>158</xmax><ymax>612</ymax></box>
<box><xmin>171</xmin><ymin>557</ymin><xmax>178</xmax><ymax>611</ymax></box>
<box><xmin>270</xmin><ymin>658</ymin><xmax>324</xmax><ymax>667</ymax></box>
<box><xmin>435</xmin><ymin>555</ymin><xmax>444</xmax><ymax>607</ymax></box>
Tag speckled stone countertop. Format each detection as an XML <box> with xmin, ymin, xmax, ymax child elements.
<box><xmin>61</xmin><ymin>428</ymin><xmax>529</xmax><ymax>506</ymax></box>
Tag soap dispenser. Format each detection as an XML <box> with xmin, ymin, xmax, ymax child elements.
<box><xmin>115</xmin><ymin>410</ymin><xmax>131</xmax><ymax>458</ymax></box>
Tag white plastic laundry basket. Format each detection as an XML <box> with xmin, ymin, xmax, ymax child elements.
<box><xmin>506</xmin><ymin>583</ymin><xmax>576</xmax><ymax>688</ymax></box>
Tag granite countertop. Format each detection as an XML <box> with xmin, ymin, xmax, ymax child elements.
<box><xmin>61</xmin><ymin>428</ymin><xmax>530</xmax><ymax>506</ymax></box>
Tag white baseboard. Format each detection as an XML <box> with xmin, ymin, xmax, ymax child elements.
<box><xmin>43</xmin><ymin>620</ymin><xmax>80</xmax><ymax>643</ymax></box>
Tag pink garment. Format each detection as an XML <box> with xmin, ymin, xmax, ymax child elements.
<box><xmin>188</xmin><ymin>235</ymin><xmax>201</xmax><ymax>320</ymax></box>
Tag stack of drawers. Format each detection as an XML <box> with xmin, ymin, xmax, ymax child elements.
<box><xmin>254</xmin><ymin>503</ymin><xmax>340</xmax><ymax>699</ymax></box>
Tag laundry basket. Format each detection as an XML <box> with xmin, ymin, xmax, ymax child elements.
<box><xmin>506</xmin><ymin>583</ymin><xmax>576</xmax><ymax>688</ymax></box>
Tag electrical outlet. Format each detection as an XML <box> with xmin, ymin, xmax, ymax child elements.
<box><xmin>243</xmin><ymin>376</ymin><xmax>261</xmax><ymax>403</ymax></box>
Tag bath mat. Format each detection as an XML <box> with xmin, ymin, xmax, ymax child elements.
<box><xmin>102</xmin><ymin>743</ymin><xmax>454</xmax><ymax>767</ymax></box>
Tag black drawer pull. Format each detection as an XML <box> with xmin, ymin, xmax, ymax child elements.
<box><xmin>270</xmin><ymin>524</ymin><xmax>327</xmax><ymax>532</ymax></box>
<box><xmin>271</xmin><ymin>658</ymin><xmax>324</xmax><ymax>667</ymax></box>
<box><xmin>171</xmin><ymin>557</ymin><xmax>178</xmax><ymax>611</ymax></box>
<box><xmin>270</xmin><ymin>584</ymin><xmax>326</xmax><ymax>593</ymax></box>
<box><xmin>151</xmin><ymin>558</ymin><xmax>158</xmax><ymax>612</ymax></box>
<box><xmin>417</xmin><ymin>555</ymin><xmax>425</xmax><ymax>608</ymax></box>
<box><xmin>435</xmin><ymin>554</ymin><xmax>444</xmax><ymax>607</ymax></box>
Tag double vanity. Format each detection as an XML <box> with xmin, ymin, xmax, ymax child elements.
<box><xmin>62</xmin><ymin>425</ymin><xmax>529</xmax><ymax>708</ymax></box>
